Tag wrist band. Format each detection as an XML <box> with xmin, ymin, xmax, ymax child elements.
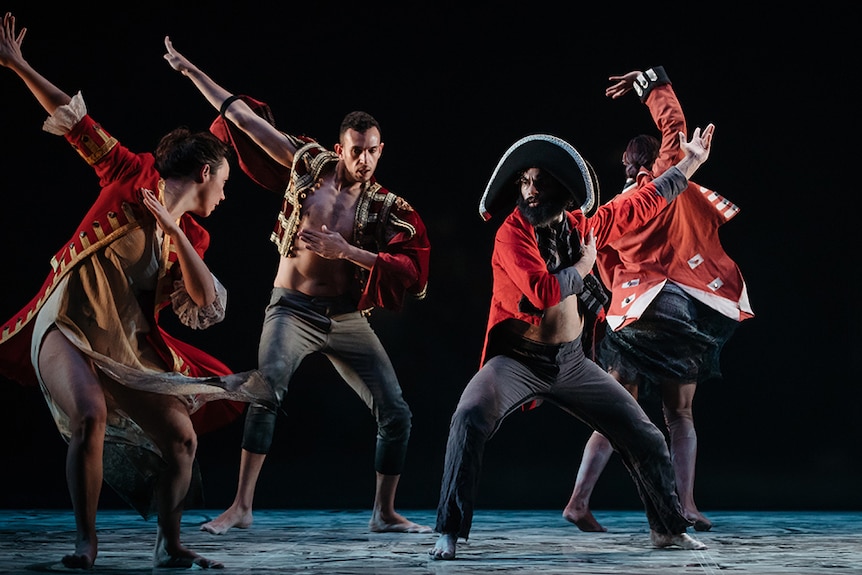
<box><xmin>219</xmin><ymin>94</ymin><xmax>241</xmax><ymax>117</ymax></box>
<box><xmin>633</xmin><ymin>66</ymin><xmax>670</xmax><ymax>101</ymax></box>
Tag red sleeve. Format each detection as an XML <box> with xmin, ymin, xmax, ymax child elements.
<box><xmin>358</xmin><ymin>206</ymin><xmax>431</xmax><ymax>311</ymax></box>
<box><xmin>583</xmin><ymin>181</ymin><xmax>670</xmax><ymax>248</ymax></box>
<box><xmin>494</xmin><ymin>215</ymin><xmax>561</xmax><ymax>310</ymax></box>
<box><xmin>645</xmin><ymin>84</ymin><xmax>687</xmax><ymax>176</ymax></box>
<box><xmin>65</xmin><ymin>115</ymin><xmax>148</xmax><ymax>188</ymax></box>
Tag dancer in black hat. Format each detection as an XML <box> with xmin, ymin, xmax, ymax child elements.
<box><xmin>430</xmin><ymin>124</ymin><xmax>715</xmax><ymax>560</ymax></box>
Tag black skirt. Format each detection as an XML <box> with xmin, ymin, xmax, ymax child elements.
<box><xmin>598</xmin><ymin>282</ymin><xmax>739</xmax><ymax>395</ymax></box>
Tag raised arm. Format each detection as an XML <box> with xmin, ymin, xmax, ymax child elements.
<box><xmin>163</xmin><ymin>36</ymin><xmax>298</xmax><ymax>168</ymax></box>
<box><xmin>0</xmin><ymin>12</ymin><xmax>71</xmax><ymax>114</ymax></box>
<box><xmin>673</xmin><ymin>123</ymin><xmax>714</xmax><ymax>179</ymax></box>
<box><xmin>607</xmin><ymin>66</ymin><xmax>687</xmax><ymax>175</ymax></box>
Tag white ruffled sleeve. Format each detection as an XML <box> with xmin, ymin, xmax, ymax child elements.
<box><xmin>170</xmin><ymin>274</ymin><xmax>227</xmax><ymax>330</ymax></box>
<box><xmin>43</xmin><ymin>91</ymin><xmax>87</xmax><ymax>135</ymax></box>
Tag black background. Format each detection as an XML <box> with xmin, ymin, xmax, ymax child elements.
<box><xmin>1</xmin><ymin>4</ymin><xmax>858</xmax><ymax>514</ymax></box>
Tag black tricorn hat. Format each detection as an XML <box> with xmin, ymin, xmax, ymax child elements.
<box><xmin>479</xmin><ymin>134</ymin><xmax>600</xmax><ymax>221</ymax></box>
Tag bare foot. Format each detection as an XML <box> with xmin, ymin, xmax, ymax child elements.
<box><xmin>61</xmin><ymin>539</ymin><xmax>97</xmax><ymax>569</ymax></box>
<box><xmin>200</xmin><ymin>506</ymin><xmax>253</xmax><ymax>535</ymax></box>
<box><xmin>650</xmin><ymin>530</ymin><xmax>707</xmax><ymax>550</ymax></box>
<box><xmin>685</xmin><ymin>511</ymin><xmax>713</xmax><ymax>532</ymax></box>
<box><xmin>154</xmin><ymin>534</ymin><xmax>224</xmax><ymax>569</ymax></box>
<box><xmin>61</xmin><ymin>552</ymin><xmax>95</xmax><ymax>570</ymax></box>
<box><xmin>369</xmin><ymin>511</ymin><xmax>432</xmax><ymax>533</ymax></box>
<box><xmin>562</xmin><ymin>506</ymin><xmax>607</xmax><ymax>532</ymax></box>
<box><xmin>429</xmin><ymin>533</ymin><xmax>457</xmax><ymax>560</ymax></box>
<box><xmin>154</xmin><ymin>547</ymin><xmax>224</xmax><ymax>569</ymax></box>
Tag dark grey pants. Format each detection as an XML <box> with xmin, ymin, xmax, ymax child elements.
<box><xmin>243</xmin><ymin>288</ymin><xmax>411</xmax><ymax>475</ymax></box>
<box><xmin>435</xmin><ymin>334</ymin><xmax>691</xmax><ymax>538</ymax></box>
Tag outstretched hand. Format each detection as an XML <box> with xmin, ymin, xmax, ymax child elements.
<box><xmin>0</xmin><ymin>12</ymin><xmax>26</xmax><ymax>68</ymax></box>
<box><xmin>679</xmin><ymin>123</ymin><xmax>714</xmax><ymax>165</ymax></box>
<box><xmin>163</xmin><ymin>36</ymin><xmax>193</xmax><ymax>75</ymax></box>
<box><xmin>605</xmin><ymin>71</ymin><xmax>640</xmax><ymax>99</ymax></box>
<box><xmin>673</xmin><ymin>123</ymin><xmax>715</xmax><ymax>180</ymax></box>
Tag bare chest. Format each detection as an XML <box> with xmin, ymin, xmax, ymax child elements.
<box><xmin>299</xmin><ymin>180</ymin><xmax>359</xmax><ymax>239</ymax></box>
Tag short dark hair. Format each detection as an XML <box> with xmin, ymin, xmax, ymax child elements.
<box><xmin>154</xmin><ymin>127</ymin><xmax>232</xmax><ymax>178</ymax></box>
<box><xmin>623</xmin><ymin>134</ymin><xmax>660</xmax><ymax>180</ymax></box>
<box><xmin>339</xmin><ymin>110</ymin><xmax>380</xmax><ymax>141</ymax></box>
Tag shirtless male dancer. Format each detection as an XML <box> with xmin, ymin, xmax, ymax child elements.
<box><xmin>164</xmin><ymin>37</ymin><xmax>432</xmax><ymax>535</ymax></box>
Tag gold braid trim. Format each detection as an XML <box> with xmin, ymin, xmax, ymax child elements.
<box><xmin>270</xmin><ymin>143</ymin><xmax>338</xmax><ymax>257</ymax></box>
<box><xmin>1</xmin><ymin>207</ymin><xmax>143</xmax><ymax>344</ymax></box>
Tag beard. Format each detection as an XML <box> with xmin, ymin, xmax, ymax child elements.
<box><xmin>517</xmin><ymin>188</ymin><xmax>570</xmax><ymax>227</ymax></box>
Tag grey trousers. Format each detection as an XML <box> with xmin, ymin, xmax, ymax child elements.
<box><xmin>243</xmin><ymin>288</ymin><xmax>412</xmax><ymax>475</ymax></box>
<box><xmin>435</xmin><ymin>334</ymin><xmax>692</xmax><ymax>538</ymax></box>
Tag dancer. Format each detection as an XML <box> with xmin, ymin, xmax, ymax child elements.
<box><xmin>430</xmin><ymin>122</ymin><xmax>716</xmax><ymax>559</ymax></box>
<box><xmin>0</xmin><ymin>13</ymin><xmax>272</xmax><ymax>569</ymax></box>
<box><xmin>563</xmin><ymin>66</ymin><xmax>753</xmax><ymax>533</ymax></box>
<box><xmin>163</xmin><ymin>37</ymin><xmax>432</xmax><ymax>535</ymax></box>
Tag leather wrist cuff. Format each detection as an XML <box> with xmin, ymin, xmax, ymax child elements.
<box><xmin>633</xmin><ymin>66</ymin><xmax>670</xmax><ymax>102</ymax></box>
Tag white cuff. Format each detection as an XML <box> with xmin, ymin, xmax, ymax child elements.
<box><xmin>42</xmin><ymin>91</ymin><xmax>87</xmax><ymax>135</ymax></box>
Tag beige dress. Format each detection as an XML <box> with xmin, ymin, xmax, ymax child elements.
<box><xmin>27</xmin><ymin>94</ymin><xmax>271</xmax><ymax>517</ymax></box>
<box><xmin>30</xmin><ymin>223</ymin><xmax>256</xmax><ymax>516</ymax></box>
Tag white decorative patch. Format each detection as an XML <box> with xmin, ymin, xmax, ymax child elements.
<box><xmin>622</xmin><ymin>279</ymin><xmax>640</xmax><ymax>288</ymax></box>
<box><xmin>707</xmin><ymin>277</ymin><xmax>724</xmax><ymax>291</ymax></box>
<box><xmin>688</xmin><ymin>254</ymin><xmax>704</xmax><ymax>269</ymax></box>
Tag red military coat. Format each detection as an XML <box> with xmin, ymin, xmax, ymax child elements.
<box><xmin>0</xmin><ymin>113</ymin><xmax>242</xmax><ymax>434</ymax></box>
<box><xmin>482</xmin><ymin>178</ymin><xmax>674</xmax><ymax>365</ymax></box>
<box><xmin>597</xmin><ymin>75</ymin><xmax>754</xmax><ymax>331</ymax></box>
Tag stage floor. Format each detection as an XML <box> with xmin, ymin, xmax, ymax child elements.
<box><xmin>1</xmin><ymin>509</ymin><xmax>860</xmax><ymax>574</ymax></box>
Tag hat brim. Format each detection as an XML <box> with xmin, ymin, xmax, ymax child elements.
<box><xmin>479</xmin><ymin>134</ymin><xmax>599</xmax><ymax>221</ymax></box>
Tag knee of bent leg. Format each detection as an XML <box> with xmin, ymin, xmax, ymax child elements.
<box><xmin>451</xmin><ymin>400</ymin><xmax>495</xmax><ymax>437</ymax></box>
<box><xmin>379</xmin><ymin>404</ymin><xmax>412</xmax><ymax>444</ymax></box>
<box><xmin>181</xmin><ymin>425</ymin><xmax>198</xmax><ymax>453</ymax></box>
<box><xmin>162</xmin><ymin>423</ymin><xmax>198</xmax><ymax>465</ymax></box>
<box><xmin>663</xmin><ymin>404</ymin><xmax>693</xmax><ymax>423</ymax></box>
<box><xmin>663</xmin><ymin>405</ymin><xmax>694</xmax><ymax>436</ymax></box>
<box><xmin>660</xmin><ymin>382</ymin><xmax>695</xmax><ymax>422</ymax></box>
<box><xmin>662</xmin><ymin>387</ymin><xmax>695</xmax><ymax>430</ymax></box>
<box><xmin>260</xmin><ymin>360</ymin><xmax>292</xmax><ymax>404</ymax></box>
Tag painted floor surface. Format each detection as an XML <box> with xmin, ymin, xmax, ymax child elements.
<box><xmin>0</xmin><ymin>509</ymin><xmax>860</xmax><ymax>574</ymax></box>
